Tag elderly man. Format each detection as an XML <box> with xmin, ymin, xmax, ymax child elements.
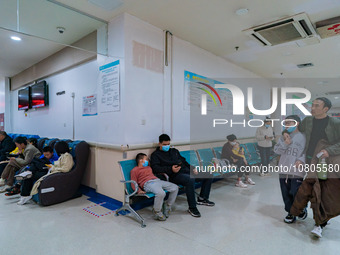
<box><xmin>0</xmin><ymin>131</ymin><xmax>16</xmax><ymax>175</ymax></box>
<box><xmin>0</xmin><ymin>136</ymin><xmax>41</xmax><ymax>192</ymax></box>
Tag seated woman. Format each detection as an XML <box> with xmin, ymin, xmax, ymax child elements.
<box><xmin>17</xmin><ymin>141</ymin><xmax>74</xmax><ymax>205</ymax></box>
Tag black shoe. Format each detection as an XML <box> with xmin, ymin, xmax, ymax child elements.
<box><xmin>188</xmin><ymin>207</ymin><xmax>201</xmax><ymax>217</ymax></box>
<box><xmin>4</xmin><ymin>185</ymin><xmax>21</xmax><ymax>196</ymax></box>
<box><xmin>298</xmin><ymin>208</ymin><xmax>307</xmax><ymax>220</ymax></box>
<box><xmin>284</xmin><ymin>213</ymin><xmax>296</xmax><ymax>224</ymax></box>
<box><xmin>197</xmin><ymin>198</ymin><xmax>215</xmax><ymax>206</ymax></box>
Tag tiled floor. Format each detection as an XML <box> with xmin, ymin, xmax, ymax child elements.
<box><xmin>1</xmin><ymin>173</ymin><xmax>339</xmax><ymax>255</ymax></box>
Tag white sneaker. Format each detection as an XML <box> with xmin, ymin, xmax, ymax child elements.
<box><xmin>17</xmin><ymin>196</ymin><xmax>32</xmax><ymax>205</ymax></box>
<box><xmin>311</xmin><ymin>225</ymin><xmax>323</xmax><ymax>238</ymax></box>
<box><xmin>14</xmin><ymin>171</ymin><xmax>32</xmax><ymax>180</ymax></box>
<box><xmin>0</xmin><ymin>185</ymin><xmax>10</xmax><ymax>193</ymax></box>
<box><xmin>245</xmin><ymin>177</ymin><xmax>255</xmax><ymax>185</ymax></box>
<box><xmin>0</xmin><ymin>178</ymin><xmax>5</xmax><ymax>186</ymax></box>
<box><xmin>235</xmin><ymin>181</ymin><xmax>248</xmax><ymax>188</ymax></box>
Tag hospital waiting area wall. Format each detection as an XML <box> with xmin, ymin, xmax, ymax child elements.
<box><xmin>1</xmin><ymin>12</ymin><xmax>339</xmax><ymax>255</ymax></box>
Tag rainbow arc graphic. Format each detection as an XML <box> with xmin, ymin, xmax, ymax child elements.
<box><xmin>198</xmin><ymin>82</ymin><xmax>222</xmax><ymax>106</ymax></box>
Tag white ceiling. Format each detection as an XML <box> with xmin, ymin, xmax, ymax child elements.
<box><xmin>0</xmin><ymin>0</ymin><xmax>105</xmax><ymax>77</ymax></box>
<box><xmin>1</xmin><ymin>0</ymin><xmax>340</xmax><ymax>104</ymax></box>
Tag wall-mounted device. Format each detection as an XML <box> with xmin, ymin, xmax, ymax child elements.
<box><xmin>31</xmin><ymin>81</ymin><xmax>49</xmax><ymax>109</ymax></box>
<box><xmin>18</xmin><ymin>86</ymin><xmax>31</xmax><ymax>111</ymax></box>
<box><xmin>17</xmin><ymin>80</ymin><xmax>49</xmax><ymax>111</ymax></box>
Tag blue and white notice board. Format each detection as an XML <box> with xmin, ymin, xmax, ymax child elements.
<box><xmin>99</xmin><ymin>60</ymin><xmax>120</xmax><ymax>113</ymax></box>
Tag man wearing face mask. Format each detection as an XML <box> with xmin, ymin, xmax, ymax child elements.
<box><xmin>274</xmin><ymin>115</ymin><xmax>307</xmax><ymax>224</ymax></box>
<box><xmin>151</xmin><ymin>134</ymin><xmax>214</xmax><ymax>218</ymax></box>
<box><xmin>222</xmin><ymin>134</ymin><xmax>255</xmax><ymax>188</ymax></box>
<box><xmin>131</xmin><ymin>153</ymin><xmax>178</xmax><ymax>221</ymax></box>
<box><xmin>256</xmin><ymin>117</ymin><xmax>275</xmax><ymax>176</ymax></box>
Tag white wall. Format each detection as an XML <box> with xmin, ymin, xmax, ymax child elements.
<box><xmin>8</xmin><ymin>13</ymin><xmax>270</xmax><ymax>145</ymax></box>
<box><xmin>123</xmin><ymin>14</ymin><xmax>165</xmax><ymax>145</ymax></box>
<box><xmin>0</xmin><ymin>77</ymin><xmax>5</xmax><ymax>113</ymax></box>
<box><xmin>10</xmin><ymin>61</ymin><xmax>97</xmax><ymax>140</ymax></box>
<box><xmin>9</xmin><ymin>15</ymin><xmax>125</xmax><ymax>145</ymax></box>
<box><xmin>5</xmin><ymin>13</ymin><xmax>275</xmax><ymax>200</ymax></box>
<box><xmin>122</xmin><ymin>13</ymin><xmax>271</xmax><ymax>144</ymax></box>
<box><xmin>172</xmin><ymin>38</ymin><xmax>271</xmax><ymax>142</ymax></box>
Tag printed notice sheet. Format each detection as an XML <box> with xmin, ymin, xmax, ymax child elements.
<box><xmin>82</xmin><ymin>94</ymin><xmax>98</xmax><ymax>116</ymax></box>
<box><xmin>99</xmin><ymin>60</ymin><xmax>120</xmax><ymax>113</ymax></box>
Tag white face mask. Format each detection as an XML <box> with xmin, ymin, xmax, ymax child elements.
<box><xmin>230</xmin><ymin>142</ymin><xmax>237</xmax><ymax>146</ymax></box>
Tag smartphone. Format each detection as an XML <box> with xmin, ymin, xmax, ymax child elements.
<box><xmin>175</xmin><ymin>162</ymin><xmax>182</xmax><ymax>167</ymax></box>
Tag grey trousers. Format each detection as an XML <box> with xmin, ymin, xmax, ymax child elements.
<box><xmin>143</xmin><ymin>179</ymin><xmax>179</xmax><ymax>212</ymax></box>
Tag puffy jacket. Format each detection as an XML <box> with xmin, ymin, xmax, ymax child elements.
<box><xmin>291</xmin><ymin>139</ymin><xmax>340</xmax><ymax>225</ymax></box>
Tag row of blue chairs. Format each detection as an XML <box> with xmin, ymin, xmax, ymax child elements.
<box><xmin>7</xmin><ymin>133</ymin><xmax>74</xmax><ymax>154</ymax></box>
<box><xmin>8</xmin><ymin>133</ymin><xmax>40</xmax><ymax>140</ymax></box>
<box><xmin>116</xmin><ymin>143</ymin><xmax>277</xmax><ymax>227</ymax></box>
<box><xmin>116</xmin><ymin>142</ymin><xmax>280</xmax><ymax>227</ymax></box>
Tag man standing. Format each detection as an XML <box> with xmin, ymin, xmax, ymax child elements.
<box><xmin>151</xmin><ymin>134</ymin><xmax>214</xmax><ymax>218</ymax></box>
<box><xmin>291</xmin><ymin>97</ymin><xmax>340</xmax><ymax>238</ymax></box>
<box><xmin>0</xmin><ymin>131</ymin><xmax>16</xmax><ymax>175</ymax></box>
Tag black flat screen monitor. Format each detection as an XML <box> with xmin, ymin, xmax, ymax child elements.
<box><xmin>31</xmin><ymin>81</ymin><xmax>48</xmax><ymax>108</ymax></box>
<box><xmin>18</xmin><ymin>87</ymin><xmax>30</xmax><ymax>110</ymax></box>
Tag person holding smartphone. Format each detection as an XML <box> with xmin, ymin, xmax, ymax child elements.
<box><xmin>151</xmin><ymin>134</ymin><xmax>215</xmax><ymax>218</ymax></box>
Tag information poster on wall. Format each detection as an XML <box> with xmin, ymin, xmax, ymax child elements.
<box><xmin>99</xmin><ymin>60</ymin><xmax>120</xmax><ymax>113</ymax></box>
<box><xmin>82</xmin><ymin>94</ymin><xmax>98</xmax><ymax>116</ymax></box>
<box><xmin>184</xmin><ymin>70</ymin><xmax>233</xmax><ymax>115</ymax></box>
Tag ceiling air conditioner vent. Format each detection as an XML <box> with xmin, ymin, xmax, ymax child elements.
<box><xmin>243</xmin><ymin>13</ymin><xmax>318</xmax><ymax>46</ymax></box>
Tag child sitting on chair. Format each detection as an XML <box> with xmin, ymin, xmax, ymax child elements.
<box><xmin>130</xmin><ymin>153</ymin><xmax>178</xmax><ymax>221</ymax></box>
<box><xmin>232</xmin><ymin>142</ymin><xmax>248</xmax><ymax>165</ymax></box>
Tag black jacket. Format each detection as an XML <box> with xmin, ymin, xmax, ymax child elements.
<box><xmin>151</xmin><ymin>147</ymin><xmax>191</xmax><ymax>178</ymax></box>
<box><xmin>0</xmin><ymin>135</ymin><xmax>16</xmax><ymax>161</ymax></box>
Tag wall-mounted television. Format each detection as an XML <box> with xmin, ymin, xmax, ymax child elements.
<box><xmin>18</xmin><ymin>87</ymin><xmax>31</xmax><ymax>111</ymax></box>
<box><xmin>31</xmin><ymin>81</ymin><xmax>48</xmax><ymax>108</ymax></box>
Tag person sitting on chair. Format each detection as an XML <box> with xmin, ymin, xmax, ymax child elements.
<box><xmin>5</xmin><ymin>146</ymin><xmax>59</xmax><ymax>196</ymax></box>
<box><xmin>151</xmin><ymin>134</ymin><xmax>215</xmax><ymax>218</ymax></box>
<box><xmin>19</xmin><ymin>141</ymin><xmax>74</xmax><ymax>205</ymax></box>
<box><xmin>0</xmin><ymin>131</ymin><xmax>16</xmax><ymax>175</ymax></box>
<box><xmin>131</xmin><ymin>153</ymin><xmax>178</xmax><ymax>221</ymax></box>
<box><xmin>222</xmin><ymin>134</ymin><xmax>255</xmax><ymax>188</ymax></box>
<box><xmin>0</xmin><ymin>136</ymin><xmax>41</xmax><ymax>192</ymax></box>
